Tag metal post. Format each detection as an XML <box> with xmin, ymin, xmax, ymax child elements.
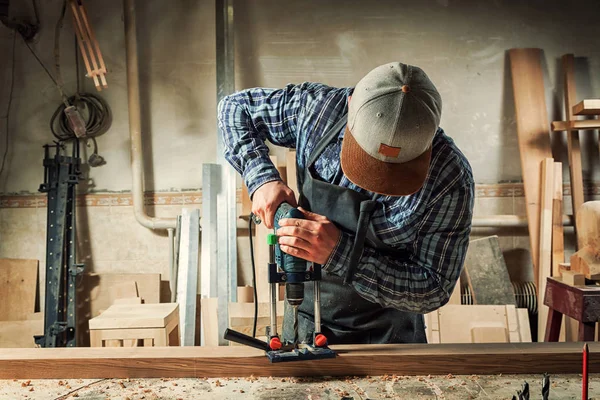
<box><xmin>215</xmin><ymin>0</ymin><xmax>237</xmax><ymax>345</ymax></box>
<box><xmin>269</xmin><ymin>244</ymin><xmax>277</xmax><ymax>337</ymax></box>
<box><xmin>314</xmin><ymin>281</ymin><xmax>321</xmax><ymax>334</ymax></box>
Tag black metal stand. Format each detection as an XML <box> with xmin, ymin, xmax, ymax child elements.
<box><xmin>35</xmin><ymin>143</ymin><xmax>84</xmax><ymax>348</ymax></box>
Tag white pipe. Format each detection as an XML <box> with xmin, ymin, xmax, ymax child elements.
<box><xmin>123</xmin><ymin>0</ymin><xmax>176</xmax><ymax>230</ymax></box>
<box><xmin>471</xmin><ymin>214</ymin><xmax>573</xmax><ymax>228</ymax></box>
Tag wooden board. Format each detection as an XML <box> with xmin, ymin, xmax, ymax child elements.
<box><xmin>552</xmin><ymin>162</ymin><xmax>564</xmax><ymax>277</ymax></box>
<box><xmin>575</xmin><ymin>200</ymin><xmax>600</xmax><ymax>249</ymax></box>
<box><xmin>1</xmin><ymin>343</ymin><xmax>597</xmax><ymax>379</ymax></box>
<box><xmin>0</xmin><ymin>319</ymin><xmax>43</xmax><ymax>348</ymax></box>
<box><xmin>508</xmin><ymin>49</ymin><xmax>553</xmax><ymax>280</ymax></box>
<box><xmin>200</xmin><ymin>298</ymin><xmax>219</xmax><ymax>347</ymax></box>
<box><xmin>286</xmin><ymin>150</ymin><xmax>299</xmax><ymax>198</ymax></box>
<box><xmin>0</xmin><ymin>259</ymin><xmax>39</xmax><ymax>321</ymax></box>
<box><xmin>573</xmin><ymin>99</ymin><xmax>600</xmax><ymax>116</ymax></box>
<box><xmin>176</xmin><ymin>208</ymin><xmax>200</xmax><ymax>346</ymax></box>
<box><xmin>562</xmin><ymin>54</ymin><xmax>585</xmax><ymax>229</ymax></box>
<box><xmin>462</xmin><ymin>236</ymin><xmax>515</xmax><ymax>305</ymax></box>
<box><xmin>538</xmin><ymin>158</ymin><xmax>555</xmax><ymax>342</ymax></box>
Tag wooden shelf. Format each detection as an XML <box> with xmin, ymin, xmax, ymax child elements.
<box><xmin>573</xmin><ymin>99</ymin><xmax>600</xmax><ymax>116</ymax></box>
<box><xmin>552</xmin><ymin>119</ymin><xmax>600</xmax><ymax>131</ymax></box>
<box><xmin>0</xmin><ymin>343</ymin><xmax>598</xmax><ymax>379</ymax></box>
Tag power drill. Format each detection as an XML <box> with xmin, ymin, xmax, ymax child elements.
<box><xmin>223</xmin><ymin>202</ymin><xmax>336</xmax><ymax>363</ymax></box>
<box><xmin>273</xmin><ymin>202</ymin><xmax>307</xmax><ymax>308</ymax></box>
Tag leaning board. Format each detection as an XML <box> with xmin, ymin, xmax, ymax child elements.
<box><xmin>0</xmin><ymin>259</ymin><xmax>39</xmax><ymax>321</ymax></box>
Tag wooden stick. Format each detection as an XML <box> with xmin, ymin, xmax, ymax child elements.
<box><xmin>562</xmin><ymin>54</ymin><xmax>585</xmax><ymax>227</ymax></box>
<box><xmin>573</xmin><ymin>99</ymin><xmax>600</xmax><ymax>116</ymax></box>
<box><xmin>70</xmin><ymin>11</ymin><xmax>99</xmax><ymax>90</ymax></box>
<box><xmin>552</xmin><ymin>162</ymin><xmax>564</xmax><ymax>277</ymax></box>
<box><xmin>77</xmin><ymin>0</ymin><xmax>108</xmax><ymax>88</ymax></box>
<box><xmin>538</xmin><ymin>158</ymin><xmax>554</xmax><ymax>342</ymax></box>
<box><xmin>1</xmin><ymin>343</ymin><xmax>599</xmax><ymax>379</ymax></box>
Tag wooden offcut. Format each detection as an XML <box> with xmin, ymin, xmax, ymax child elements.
<box><xmin>1</xmin><ymin>343</ymin><xmax>598</xmax><ymax>379</ymax></box>
<box><xmin>508</xmin><ymin>49</ymin><xmax>553</xmax><ymax>279</ymax></box>
<box><xmin>537</xmin><ymin>158</ymin><xmax>555</xmax><ymax>342</ymax></box>
<box><xmin>552</xmin><ymin>120</ymin><xmax>600</xmax><ymax>131</ymax></box>
<box><xmin>425</xmin><ymin>305</ymin><xmax>529</xmax><ymax>344</ymax></box>
<box><xmin>176</xmin><ymin>208</ymin><xmax>200</xmax><ymax>346</ymax></box>
<box><xmin>0</xmin><ymin>317</ymin><xmax>43</xmax><ymax>348</ymax></box>
<box><xmin>0</xmin><ymin>259</ymin><xmax>39</xmax><ymax>321</ymax></box>
<box><xmin>462</xmin><ymin>236</ymin><xmax>515</xmax><ymax>305</ymax></box>
<box><xmin>573</xmin><ymin>99</ymin><xmax>600</xmax><ymax>116</ymax></box>
<box><xmin>571</xmin><ymin>201</ymin><xmax>600</xmax><ymax>279</ymax></box>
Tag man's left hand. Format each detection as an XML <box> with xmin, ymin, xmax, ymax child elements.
<box><xmin>276</xmin><ymin>207</ymin><xmax>340</xmax><ymax>265</ymax></box>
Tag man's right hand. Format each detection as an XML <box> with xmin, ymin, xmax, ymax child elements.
<box><xmin>251</xmin><ymin>180</ymin><xmax>297</xmax><ymax>229</ymax></box>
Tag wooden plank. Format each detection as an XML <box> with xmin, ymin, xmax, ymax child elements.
<box><xmin>562</xmin><ymin>54</ymin><xmax>585</xmax><ymax>229</ymax></box>
<box><xmin>110</xmin><ymin>281</ymin><xmax>138</xmax><ymax>301</ymax></box>
<box><xmin>176</xmin><ymin>208</ymin><xmax>200</xmax><ymax>346</ymax></box>
<box><xmin>508</xmin><ymin>49</ymin><xmax>553</xmax><ymax>280</ymax></box>
<box><xmin>517</xmin><ymin>308</ymin><xmax>532</xmax><ymax>343</ymax></box>
<box><xmin>0</xmin><ymin>319</ymin><xmax>43</xmax><ymax>348</ymax></box>
<box><xmin>551</xmin><ymin>120</ymin><xmax>600</xmax><ymax>131</ymax></box>
<box><xmin>575</xmin><ymin>200</ymin><xmax>600</xmax><ymax>249</ymax></box>
<box><xmin>538</xmin><ymin>158</ymin><xmax>555</xmax><ymax>342</ymax></box>
<box><xmin>462</xmin><ymin>236</ymin><xmax>515</xmax><ymax>305</ymax></box>
<box><xmin>241</xmin><ymin>185</ymin><xmax>252</xmax><ymax>217</ymax></box>
<box><xmin>0</xmin><ymin>259</ymin><xmax>38</xmax><ymax>321</ymax></box>
<box><xmin>200</xmin><ymin>298</ymin><xmax>219</xmax><ymax>347</ymax></box>
<box><xmin>2</xmin><ymin>343</ymin><xmax>600</xmax><ymax>378</ymax></box>
<box><xmin>552</xmin><ymin>162</ymin><xmax>564</xmax><ymax>278</ymax></box>
<box><xmin>470</xmin><ymin>326</ymin><xmax>508</xmax><ymax>343</ymax></box>
<box><xmin>437</xmin><ymin>305</ymin><xmax>518</xmax><ymax>344</ymax></box>
<box><xmin>573</xmin><ymin>99</ymin><xmax>600</xmax><ymax>116</ymax></box>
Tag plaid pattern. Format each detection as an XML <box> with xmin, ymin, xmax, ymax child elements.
<box><xmin>218</xmin><ymin>82</ymin><xmax>474</xmax><ymax>313</ymax></box>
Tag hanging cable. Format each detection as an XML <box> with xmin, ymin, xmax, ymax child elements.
<box><xmin>50</xmin><ymin>93</ymin><xmax>111</xmax><ymax>140</ymax></box>
<box><xmin>0</xmin><ymin>33</ymin><xmax>17</xmax><ymax>182</ymax></box>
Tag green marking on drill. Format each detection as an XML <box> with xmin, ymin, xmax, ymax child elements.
<box><xmin>267</xmin><ymin>233</ymin><xmax>278</xmax><ymax>245</ymax></box>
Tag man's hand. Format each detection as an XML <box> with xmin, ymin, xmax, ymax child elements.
<box><xmin>276</xmin><ymin>207</ymin><xmax>340</xmax><ymax>265</ymax></box>
<box><xmin>252</xmin><ymin>180</ymin><xmax>297</xmax><ymax>229</ymax></box>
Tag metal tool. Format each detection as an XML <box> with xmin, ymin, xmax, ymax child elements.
<box><xmin>224</xmin><ymin>202</ymin><xmax>336</xmax><ymax>363</ymax></box>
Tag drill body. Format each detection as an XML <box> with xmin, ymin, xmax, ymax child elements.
<box><xmin>273</xmin><ymin>202</ymin><xmax>307</xmax><ymax>307</ymax></box>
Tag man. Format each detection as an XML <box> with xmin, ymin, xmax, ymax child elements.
<box><xmin>217</xmin><ymin>62</ymin><xmax>474</xmax><ymax>344</ymax></box>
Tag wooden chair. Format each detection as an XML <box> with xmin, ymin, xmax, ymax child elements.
<box><xmin>89</xmin><ymin>303</ymin><xmax>180</xmax><ymax>347</ymax></box>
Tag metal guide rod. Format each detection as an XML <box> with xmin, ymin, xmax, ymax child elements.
<box><xmin>269</xmin><ymin>243</ymin><xmax>277</xmax><ymax>337</ymax></box>
<box><xmin>314</xmin><ymin>280</ymin><xmax>321</xmax><ymax>334</ymax></box>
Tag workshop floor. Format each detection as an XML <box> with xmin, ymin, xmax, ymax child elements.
<box><xmin>0</xmin><ymin>374</ymin><xmax>597</xmax><ymax>400</ymax></box>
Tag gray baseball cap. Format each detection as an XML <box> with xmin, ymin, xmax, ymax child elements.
<box><xmin>341</xmin><ymin>62</ymin><xmax>442</xmax><ymax>196</ymax></box>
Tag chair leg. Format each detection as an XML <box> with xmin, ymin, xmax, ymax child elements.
<box><xmin>579</xmin><ymin>322</ymin><xmax>596</xmax><ymax>341</ymax></box>
<box><xmin>544</xmin><ymin>308</ymin><xmax>563</xmax><ymax>342</ymax></box>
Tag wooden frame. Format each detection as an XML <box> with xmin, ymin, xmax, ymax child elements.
<box><xmin>0</xmin><ymin>343</ymin><xmax>596</xmax><ymax>379</ymax></box>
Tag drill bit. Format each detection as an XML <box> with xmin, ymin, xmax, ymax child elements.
<box><xmin>542</xmin><ymin>373</ymin><xmax>550</xmax><ymax>400</ymax></box>
<box><xmin>293</xmin><ymin>305</ymin><xmax>299</xmax><ymax>348</ymax></box>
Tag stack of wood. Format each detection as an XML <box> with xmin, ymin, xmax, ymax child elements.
<box><xmin>509</xmin><ymin>49</ymin><xmax>600</xmax><ymax>341</ymax></box>
<box><xmin>0</xmin><ymin>259</ymin><xmax>43</xmax><ymax>348</ymax></box>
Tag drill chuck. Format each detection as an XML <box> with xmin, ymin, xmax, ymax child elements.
<box><xmin>286</xmin><ymin>283</ymin><xmax>304</xmax><ymax>306</ymax></box>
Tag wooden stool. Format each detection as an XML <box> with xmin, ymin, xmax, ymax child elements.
<box><xmin>89</xmin><ymin>303</ymin><xmax>180</xmax><ymax>347</ymax></box>
<box><xmin>544</xmin><ymin>277</ymin><xmax>600</xmax><ymax>342</ymax></box>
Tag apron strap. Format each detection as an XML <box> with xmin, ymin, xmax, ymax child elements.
<box><xmin>298</xmin><ymin>114</ymin><xmax>348</xmax><ymax>186</ymax></box>
<box><xmin>343</xmin><ymin>199</ymin><xmax>377</xmax><ymax>285</ymax></box>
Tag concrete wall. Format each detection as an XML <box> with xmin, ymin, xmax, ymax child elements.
<box><xmin>1</xmin><ymin>0</ymin><xmax>600</xmax><ymax>298</ymax></box>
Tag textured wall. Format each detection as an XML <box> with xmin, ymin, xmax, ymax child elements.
<box><xmin>0</xmin><ymin>0</ymin><xmax>599</xmax><ymax>195</ymax></box>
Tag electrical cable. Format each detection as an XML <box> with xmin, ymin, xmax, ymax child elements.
<box><xmin>0</xmin><ymin>32</ymin><xmax>17</xmax><ymax>182</ymax></box>
<box><xmin>50</xmin><ymin>93</ymin><xmax>111</xmax><ymax>140</ymax></box>
<box><xmin>22</xmin><ymin>38</ymin><xmax>59</xmax><ymax>87</ymax></box>
<box><xmin>32</xmin><ymin>0</ymin><xmax>40</xmax><ymax>25</ymax></box>
<box><xmin>249</xmin><ymin>213</ymin><xmax>259</xmax><ymax>338</ymax></box>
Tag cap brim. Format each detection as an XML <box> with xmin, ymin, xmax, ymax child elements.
<box><xmin>340</xmin><ymin>127</ymin><xmax>431</xmax><ymax>196</ymax></box>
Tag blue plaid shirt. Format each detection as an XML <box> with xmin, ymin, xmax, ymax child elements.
<box><xmin>218</xmin><ymin>82</ymin><xmax>474</xmax><ymax>314</ymax></box>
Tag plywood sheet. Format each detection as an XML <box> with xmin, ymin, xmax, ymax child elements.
<box><xmin>89</xmin><ymin>304</ymin><xmax>179</xmax><ymax>330</ymax></box>
<box><xmin>508</xmin><ymin>48</ymin><xmax>553</xmax><ymax>281</ymax></box>
<box><xmin>463</xmin><ymin>236</ymin><xmax>515</xmax><ymax>305</ymax></box>
<box><xmin>0</xmin><ymin>259</ymin><xmax>39</xmax><ymax>321</ymax></box>
<box><xmin>0</xmin><ymin>319</ymin><xmax>43</xmax><ymax>348</ymax></box>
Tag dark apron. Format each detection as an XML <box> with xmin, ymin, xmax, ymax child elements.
<box><xmin>283</xmin><ymin>115</ymin><xmax>427</xmax><ymax>345</ymax></box>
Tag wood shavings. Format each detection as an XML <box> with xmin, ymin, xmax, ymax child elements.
<box><xmin>214</xmin><ymin>380</ymin><xmax>223</xmax><ymax>387</ymax></box>
<box><xmin>21</xmin><ymin>380</ymin><xmax>31</xmax><ymax>387</ymax></box>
